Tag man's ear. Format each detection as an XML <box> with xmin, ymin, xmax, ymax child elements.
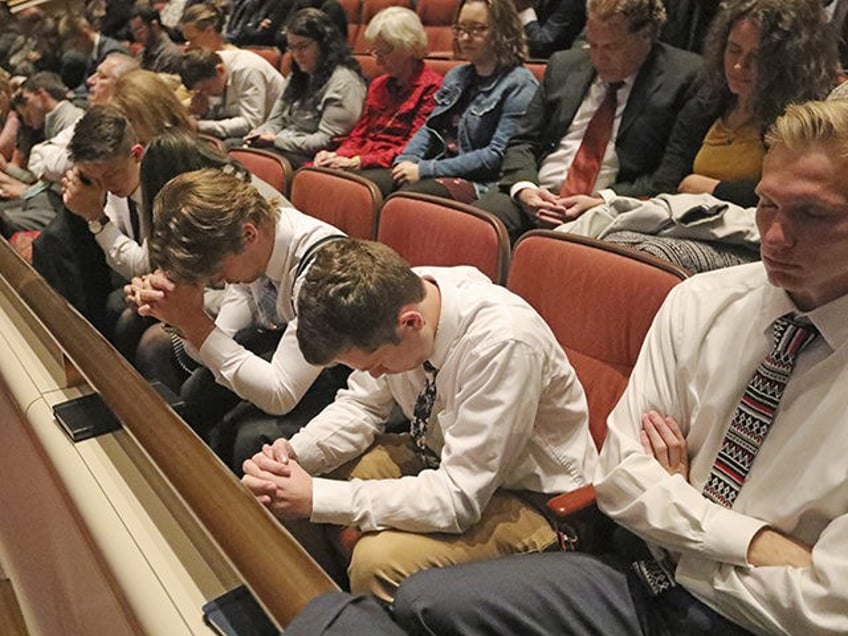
<box><xmin>242</xmin><ymin>221</ymin><xmax>259</xmax><ymax>245</ymax></box>
<box><xmin>130</xmin><ymin>143</ymin><xmax>144</xmax><ymax>161</ymax></box>
<box><xmin>398</xmin><ymin>308</ymin><xmax>424</xmax><ymax>332</ymax></box>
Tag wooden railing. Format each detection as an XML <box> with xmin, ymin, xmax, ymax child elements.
<box><xmin>0</xmin><ymin>238</ymin><xmax>338</xmax><ymax>629</ymax></box>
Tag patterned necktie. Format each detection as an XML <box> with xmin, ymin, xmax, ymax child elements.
<box><xmin>634</xmin><ymin>313</ymin><xmax>819</xmax><ymax>595</ymax></box>
<box><xmin>253</xmin><ymin>275</ymin><xmax>281</xmax><ymax>331</ymax></box>
<box><xmin>559</xmin><ymin>81</ymin><xmax>623</xmax><ymax>197</ymax></box>
<box><xmin>410</xmin><ymin>361</ymin><xmax>440</xmax><ymax>469</ymax></box>
<box><xmin>702</xmin><ymin>313</ymin><xmax>818</xmax><ymax>506</ymax></box>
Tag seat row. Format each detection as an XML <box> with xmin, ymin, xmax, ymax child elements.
<box><xmin>220</xmin><ymin>144</ymin><xmax>690</xmax><ymax>547</ymax></box>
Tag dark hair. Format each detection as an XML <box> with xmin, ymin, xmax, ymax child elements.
<box><xmin>69</xmin><ymin>104</ymin><xmax>137</xmax><ymax>163</ymax></box>
<box><xmin>21</xmin><ymin>71</ymin><xmax>68</xmax><ymax>101</ymax></box>
<box><xmin>140</xmin><ymin>129</ymin><xmax>249</xmax><ymax>226</ymax></box>
<box><xmin>586</xmin><ymin>0</ymin><xmax>667</xmax><ymax>39</ymax></box>
<box><xmin>179</xmin><ymin>48</ymin><xmax>220</xmax><ymax>89</ymax></box>
<box><xmin>283</xmin><ymin>8</ymin><xmax>361</xmax><ymax>103</ymax></box>
<box><xmin>296</xmin><ymin>239</ymin><xmax>425</xmax><ymax>365</ymax></box>
<box><xmin>131</xmin><ymin>5</ymin><xmax>162</xmax><ymax>25</ymax></box>
<box><xmin>453</xmin><ymin>0</ymin><xmax>527</xmax><ymax>70</ymax></box>
<box><xmin>702</xmin><ymin>0</ymin><xmax>838</xmax><ymax>128</ymax></box>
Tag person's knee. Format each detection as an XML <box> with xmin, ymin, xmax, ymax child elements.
<box><xmin>392</xmin><ymin>568</ymin><xmax>455</xmax><ymax>636</ymax></box>
<box><xmin>348</xmin><ymin>533</ymin><xmax>418</xmax><ymax>601</ymax></box>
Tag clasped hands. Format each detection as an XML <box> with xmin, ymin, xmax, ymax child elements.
<box><xmin>241</xmin><ymin>440</ymin><xmax>314</xmax><ymax>519</ymax></box>
<box><xmin>517</xmin><ymin>188</ymin><xmax>603</xmax><ymax>228</ymax></box>
<box><xmin>124</xmin><ymin>269</ymin><xmax>207</xmax><ymax>335</ymax></box>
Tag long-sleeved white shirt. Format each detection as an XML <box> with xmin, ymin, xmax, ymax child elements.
<box><xmin>291</xmin><ymin>266</ymin><xmax>597</xmax><ymax>534</ymax></box>
<box><xmin>195</xmin><ymin>206</ymin><xmax>344</xmax><ymax>414</ymax></box>
<box><xmin>595</xmin><ymin>262</ymin><xmax>848</xmax><ymax>636</ymax></box>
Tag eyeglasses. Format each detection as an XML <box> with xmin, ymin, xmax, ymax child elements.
<box><xmin>452</xmin><ymin>23</ymin><xmax>489</xmax><ymax>39</ymax></box>
<box><xmin>369</xmin><ymin>46</ymin><xmax>394</xmax><ymax>59</ymax></box>
<box><xmin>287</xmin><ymin>40</ymin><xmax>315</xmax><ymax>53</ymax></box>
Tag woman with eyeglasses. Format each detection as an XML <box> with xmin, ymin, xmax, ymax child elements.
<box><xmin>364</xmin><ymin>0</ymin><xmax>537</xmax><ymax>202</ymax></box>
<box><xmin>313</xmin><ymin>7</ymin><xmax>443</xmax><ymax>172</ymax></box>
<box><xmin>244</xmin><ymin>8</ymin><xmax>367</xmax><ymax>168</ymax></box>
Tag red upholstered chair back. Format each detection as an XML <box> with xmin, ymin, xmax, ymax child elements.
<box><xmin>227</xmin><ymin>147</ymin><xmax>293</xmax><ymax>195</ymax></box>
<box><xmin>352</xmin><ymin>0</ymin><xmax>413</xmax><ymax>52</ymax></box>
<box><xmin>289</xmin><ymin>167</ymin><xmax>382</xmax><ymax>238</ymax></box>
<box><xmin>417</xmin><ymin>0</ymin><xmax>457</xmax><ymax>53</ymax></box>
<box><xmin>507</xmin><ymin>231</ymin><xmax>688</xmax><ymax>448</ymax></box>
<box><xmin>376</xmin><ymin>192</ymin><xmax>510</xmax><ymax>284</ymax></box>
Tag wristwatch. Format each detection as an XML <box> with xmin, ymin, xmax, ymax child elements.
<box><xmin>87</xmin><ymin>215</ymin><xmax>110</xmax><ymax>235</ymax></box>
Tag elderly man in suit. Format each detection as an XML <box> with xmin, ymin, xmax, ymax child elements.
<box><xmin>477</xmin><ymin>0</ymin><xmax>701</xmax><ymax>242</ymax></box>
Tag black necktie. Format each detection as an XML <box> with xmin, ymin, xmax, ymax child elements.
<box><xmin>127</xmin><ymin>197</ymin><xmax>140</xmax><ymax>241</ymax></box>
<box><xmin>410</xmin><ymin>361</ymin><xmax>440</xmax><ymax>469</ymax></box>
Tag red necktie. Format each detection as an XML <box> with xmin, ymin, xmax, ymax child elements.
<box><xmin>559</xmin><ymin>82</ymin><xmax>622</xmax><ymax>197</ymax></box>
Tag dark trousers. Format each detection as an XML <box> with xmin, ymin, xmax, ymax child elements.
<box><xmin>179</xmin><ymin>326</ymin><xmax>351</xmax><ymax>474</ymax></box>
<box><xmin>355</xmin><ymin>168</ymin><xmax>458</xmax><ymax>201</ymax></box>
<box><xmin>393</xmin><ymin>538</ymin><xmax>754</xmax><ymax>636</ymax></box>
<box><xmin>474</xmin><ymin>188</ymin><xmax>535</xmax><ymax>245</ymax></box>
<box><xmin>287</xmin><ymin>535</ymin><xmax>755</xmax><ymax>636</ymax></box>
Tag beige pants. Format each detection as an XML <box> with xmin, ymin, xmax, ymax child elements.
<box><xmin>297</xmin><ymin>434</ymin><xmax>557</xmax><ymax>601</ymax></box>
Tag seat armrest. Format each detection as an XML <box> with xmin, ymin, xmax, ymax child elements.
<box><xmin>546</xmin><ymin>484</ymin><xmax>596</xmax><ymax>518</ymax></box>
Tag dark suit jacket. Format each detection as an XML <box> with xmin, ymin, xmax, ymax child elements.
<box><xmin>498</xmin><ymin>42</ymin><xmax>702</xmax><ymax>198</ymax></box>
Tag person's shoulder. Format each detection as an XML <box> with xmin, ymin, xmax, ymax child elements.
<box><xmin>501</xmin><ymin>64</ymin><xmax>538</xmax><ymax>87</ymax></box>
<box><xmin>330</xmin><ymin>64</ymin><xmax>366</xmax><ymax>85</ymax></box>
<box><xmin>546</xmin><ymin>47</ymin><xmax>590</xmax><ymax>71</ymax></box>
<box><xmin>676</xmin><ymin>262</ymin><xmax>766</xmax><ymax>298</ymax></box>
<box><xmin>650</xmin><ymin>41</ymin><xmax>703</xmax><ymax>75</ymax></box>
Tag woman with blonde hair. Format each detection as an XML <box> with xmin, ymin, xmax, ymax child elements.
<box><xmin>110</xmin><ymin>69</ymin><xmax>196</xmax><ymax>145</ymax></box>
<box><xmin>179</xmin><ymin>1</ymin><xmax>234</xmax><ymax>51</ymax></box>
<box><xmin>0</xmin><ymin>72</ymin><xmax>20</xmax><ymax>162</ymax></box>
<box><xmin>314</xmin><ymin>6</ymin><xmax>442</xmax><ymax>171</ymax></box>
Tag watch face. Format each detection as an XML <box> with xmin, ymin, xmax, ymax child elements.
<box><xmin>89</xmin><ymin>218</ymin><xmax>106</xmax><ymax>233</ymax></box>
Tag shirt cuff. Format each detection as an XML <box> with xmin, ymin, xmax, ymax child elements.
<box><xmin>518</xmin><ymin>8</ymin><xmax>538</xmax><ymax>25</ymax></box>
<box><xmin>196</xmin><ymin>326</ymin><xmax>239</xmax><ymax>378</ymax></box>
<box><xmin>596</xmin><ymin>188</ymin><xmax>616</xmax><ymax>205</ymax></box>
<box><xmin>510</xmin><ymin>180</ymin><xmax>538</xmax><ymax>201</ymax></box>
<box><xmin>310</xmin><ymin>477</ymin><xmax>355</xmax><ymax>526</ymax></box>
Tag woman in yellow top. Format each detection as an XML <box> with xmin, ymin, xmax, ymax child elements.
<box><xmin>646</xmin><ymin>0</ymin><xmax>838</xmax><ymax>206</ymax></box>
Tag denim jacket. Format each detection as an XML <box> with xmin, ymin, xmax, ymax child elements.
<box><xmin>395</xmin><ymin>63</ymin><xmax>538</xmax><ymax>196</ymax></box>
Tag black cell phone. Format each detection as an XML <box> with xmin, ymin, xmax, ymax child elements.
<box><xmin>202</xmin><ymin>585</ymin><xmax>279</xmax><ymax>636</ymax></box>
<box><xmin>53</xmin><ymin>393</ymin><xmax>122</xmax><ymax>442</ymax></box>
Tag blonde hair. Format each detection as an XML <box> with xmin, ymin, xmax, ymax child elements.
<box><xmin>150</xmin><ymin>169</ymin><xmax>279</xmax><ymax>283</ymax></box>
<box><xmin>110</xmin><ymin>70</ymin><xmax>193</xmax><ymax>145</ymax></box>
<box><xmin>365</xmin><ymin>7</ymin><xmax>428</xmax><ymax>60</ymax></box>
<box><xmin>765</xmin><ymin>100</ymin><xmax>848</xmax><ymax>158</ymax></box>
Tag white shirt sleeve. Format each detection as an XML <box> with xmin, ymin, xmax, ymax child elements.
<box><xmin>196</xmin><ymin>317</ymin><xmax>323</xmax><ymax>415</ymax></box>
<box><xmin>302</xmin><ymin>340</ymin><xmax>549</xmax><ymax>534</ymax></box>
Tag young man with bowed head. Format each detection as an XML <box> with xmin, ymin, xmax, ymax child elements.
<box><xmin>128</xmin><ymin>170</ymin><xmax>349</xmax><ymax>465</ymax></box>
<box><xmin>240</xmin><ymin>239</ymin><xmax>597</xmax><ymax>602</ymax></box>
<box><xmin>384</xmin><ymin>99</ymin><xmax>848</xmax><ymax>636</ymax></box>
<box><xmin>476</xmin><ymin>0</ymin><xmax>702</xmax><ymax>242</ymax></box>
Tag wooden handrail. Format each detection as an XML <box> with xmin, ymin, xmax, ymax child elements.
<box><xmin>0</xmin><ymin>238</ymin><xmax>338</xmax><ymax>628</ymax></box>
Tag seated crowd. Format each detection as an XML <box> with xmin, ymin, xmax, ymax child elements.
<box><xmin>2</xmin><ymin>0</ymin><xmax>848</xmax><ymax>633</ymax></box>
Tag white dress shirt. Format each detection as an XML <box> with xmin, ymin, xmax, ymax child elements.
<box><xmin>99</xmin><ymin>189</ymin><xmax>148</xmax><ymax>280</ymax></box>
<box><xmin>291</xmin><ymin>266</ymin><xmax>597</xmax><ymax>534</ymax></box>
<box><xmin>195</xmin><ymin>206</ymin><xmax>344</xmax><ymax>415</ymax></box>
<box><xmin>511</xmin><ymin>74</ymin><xmax>635</xmax><ymax>202</ymax></box>
<box><xmin>595</xmin><ymin>262</ymin><xmax>848</xmax><ymax>635</ymax></box>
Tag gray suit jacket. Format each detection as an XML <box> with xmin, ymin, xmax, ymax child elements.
<box><xmin>498</xmin><ymin>42</ymin><xmax>702</xmax><ymax>198</ymax></box>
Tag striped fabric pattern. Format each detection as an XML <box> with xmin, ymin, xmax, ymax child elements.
<box><xmin>702</xmin><ymin>314</ymin><xmax>819</xmax><ymax>507</ymax></box>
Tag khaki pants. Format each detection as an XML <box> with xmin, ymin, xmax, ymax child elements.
<box><xmin>289</xmin><ymin>434</ymin><xmax>557</xmax><ymax>602</ymax></box>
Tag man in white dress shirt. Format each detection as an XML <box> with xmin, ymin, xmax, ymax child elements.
<box><xmin>386</xmin><ymin>99</ymin><xmax>848</xmax><ymax>636</ymax></box>
<box><xmin>240</xmin><ymin>239</ymin><xmax>597</xmax><ymax>602</ymax></box>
